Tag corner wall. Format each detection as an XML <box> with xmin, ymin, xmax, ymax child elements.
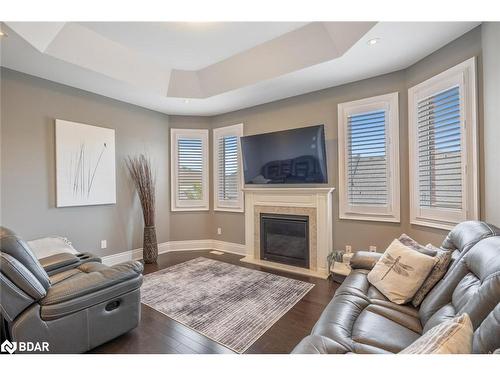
<box><xmin>0</xmin><ymin>68</ymin><xmax>170</xmax><ymax>256</ymax></box>
<box><xmin>481</xmin><ymin>22</ymin><xmax>500</xmax><ymax>226</ymax></box>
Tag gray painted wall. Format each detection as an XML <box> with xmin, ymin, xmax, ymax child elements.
<box><xmin>207</xmin><ymin>26</ymin><xmax>484</xmax><ymax>251</ymax></box>
<box><xmin>482</xmin><ymin>23</ymin><xmax>500</xmax><ymax>227</ymax></box>
<box><xmin>0</xmin><ymin>25</ymin><xmax>490</xmax><ymax>258</ymax></box>
<box><xmin>210</xmin><ymin>71</ymin><xmax>408</xmax><ymax>251</ymax></box>
<box><xmin>0</xmin><ymin>68</ymin><xmax>170</xmax><ymax>256</ymax></box>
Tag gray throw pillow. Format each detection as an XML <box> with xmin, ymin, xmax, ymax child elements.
<box><xmin>399</xmin><ymin>234</ymin><xmax>437</xmax><ymax>257</ymax></box>
<box><xmin>411</xmin><ymin>244</ymin><xmax>452</xmax><ymax>307</ymax></box>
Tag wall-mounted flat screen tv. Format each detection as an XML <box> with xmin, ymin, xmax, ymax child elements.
<box><xmin>241</xmin><ymin>125</ymin><xmax>328</xmax><ymax>184</ymax></box>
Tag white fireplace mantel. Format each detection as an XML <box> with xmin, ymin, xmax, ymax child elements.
<box><xmin>241</xmin><ymin>186</ymin><xmax>335</xmax><ymax>279</ymax></box>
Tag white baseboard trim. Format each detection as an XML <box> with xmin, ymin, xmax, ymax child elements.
<box><xmin>101</xmin><ymin>239</ymin><xmax>246</xmax><ymax>266</ymax></box>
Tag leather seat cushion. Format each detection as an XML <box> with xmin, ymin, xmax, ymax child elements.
<box><xmin>336</xmin><ymin>270</ymin><xmax>420</xmax><ymax>318</ymax></box>
<box><xmin>311</xmin><ymin>269</ymin><xmax>422</xmax><ymax>353</ymax></box>
<box><xmin>351</xmin><ymin>305</ymin><xmax>421</xmax><ymax>353</ymax></box>
<box><xmin>291</xmin><ymin>335</ymin><xmax>350</xmax><ymax>354</ymax></box>
<box><xmin>42</xmin><ymin>261</ymin><xmax>143</xmax><ymax>306</ymax></box>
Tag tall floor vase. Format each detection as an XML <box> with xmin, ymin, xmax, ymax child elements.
<box><xmin>143</xmin><ymin>226</ymin><xmax>158</xmax><ymax>263</ymax></box>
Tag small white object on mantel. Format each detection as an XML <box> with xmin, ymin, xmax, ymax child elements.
<box><xmin>330</xmin><ymin>261</ymin><xmax>352</xmax><ymax>277</ymax></box>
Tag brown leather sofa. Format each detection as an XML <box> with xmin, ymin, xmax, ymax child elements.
<box><xmin>292</xmin><ymin>221</ymin><xmax>500</xmax><ymax>354</ymax></box>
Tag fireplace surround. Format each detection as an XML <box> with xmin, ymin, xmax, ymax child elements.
<box><xmin>241</xmin><ymin>187</ymin><xmax>334</xmax><ymax>278</ymax></box>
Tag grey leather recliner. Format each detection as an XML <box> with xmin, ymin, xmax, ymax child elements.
<box><xmin>0</xmin><ymin>227</ymin><xmax>144</xmax><ymax>353</ymax></box>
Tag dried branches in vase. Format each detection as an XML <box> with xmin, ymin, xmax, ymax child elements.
<box><xmin>126</xmin><ymin>154</ymin><xmax>158</xmax><ymax>263</ymax></box>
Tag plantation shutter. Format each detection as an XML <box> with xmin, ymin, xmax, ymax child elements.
<box><xmin>213</xmin><ymin>124</ymin><xmax>243</xmax><ymax>211</ymax></box>
<box><xmin>347</xmin><ymin>110</ymin><xmax>388</xmax><ymax>206</ymax></box>
<box><xmin>177</xmin><ymin>138</ymin><xmax>204</xmax><ymax>201</ymax></box>
<box><xmin>417</xmin><ymin>86</ymin><xmax>462</xmax><ymax>210</ymax></box>
<box><xmin>217</xmin><ymin>135</ymin><xmax>239</xmax><ymax>202</ymax></box>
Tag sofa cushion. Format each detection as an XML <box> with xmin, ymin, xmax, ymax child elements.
<box><xmin>420</xmin><ymin>236</ymin><xmax>500</xmax><ymax>336</ymax></box>
<box><xmin>441</xmin><ymin>221</ymin><xmax>500</xmax><ymax>273</ymax></box>
<box><xmin>473</xmin><ymin>304</ymin><xmax>500</xmax><ymax>354</ymax></box>
<box><xmin>41</xmin><ymin>261</ymin><xmax>143</xmax><ymax>306</ymax></box>
<box><xmin>367</xmin><ymin>239</ymin><xmax>436</xmax><ymax>304</ymax></box>
<box><xmin>291</xmin><ymin>335</ymin><xmax>350</xmax><ymax>354</ymax></box>
<box><xmin>352</xmin><ymin>305</ymin><xmax>421</xmax><ymax>353</ymax></box>
<box><xmin>0</xmin><ymin>228</ymin><xmax>51</xmax><ymax>290</ymax></box>
<box><xmin>312</xmin><ymin>269</ymin><xmax>423</xmax><ymax>353</ymax></box>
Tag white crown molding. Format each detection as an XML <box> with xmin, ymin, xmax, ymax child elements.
<box><xmin>101</xmin><ymin>239</ymin><xmax>246</xmax><ymax>266</ymax></box>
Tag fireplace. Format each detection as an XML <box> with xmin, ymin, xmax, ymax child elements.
<box><xmin>260</xmin><ymin>213</ymin><xmax>309</xmax><ymax>268</ymax></box>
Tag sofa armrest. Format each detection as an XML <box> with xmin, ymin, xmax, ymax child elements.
<box><xmin>349</xmin><ymin>251</ymin><xmax>382</xmax><ymax>270</ymax></box>
<box><xmin>39</xmin><ymin>253</ymin><xmax>80</xmax><ymax>272</ymax></box>
<box><xmin>39</xmin><ymin>252</ymin><xmax>102</xmax><ymax>275</ymax></box>
<box><xmin>291</xmin><ymin>335</ymin><xmax>349</xmax><ymax>354</ymax></box>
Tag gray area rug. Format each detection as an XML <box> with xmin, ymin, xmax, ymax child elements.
<box><xmin>141</xmin><ymin>257</ymin><xmax>314</xmax><ymax>353</ymax></box>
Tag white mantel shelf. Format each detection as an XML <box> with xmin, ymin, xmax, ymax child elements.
<box><xmin>243</xmin><ymin>187</ymin><xmax>335</xmax><ymax>194</ymax></box>
<box><xmin>242</xmin><ymin>187</ymin><xmax>334</xmax><ymax>279</ymax></box>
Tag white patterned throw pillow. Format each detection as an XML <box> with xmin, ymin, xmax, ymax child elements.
<box><xmin>400</xmin><ymin>314</ymin><xmax>473</xmax><ymax>354</ymax></box>
<box><xmin>27</xmin><ymin>236</ymin><xmax>78</xmax><ymax>259</ymax></box>
<box><xmin>367</xmin><ymin>239</ymin><xmax>436</xmax><ymax>304</ymax></box>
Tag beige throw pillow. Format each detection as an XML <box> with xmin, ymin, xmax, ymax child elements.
<box><xmin>400</xmin><ymin>314</ymin><xmax>473</xmax><ymax>354</ymax></box>
<box><xmin>367</xmin><ymin>239</ymin><xmax>436</xmax><ymax>304</ymax></box>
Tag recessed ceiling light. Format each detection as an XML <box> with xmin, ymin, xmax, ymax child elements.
<box><xmin>367</xmin><ymin>38</ymin><xmax>380</xmax><ymax>46</ymax></box>
<box><xmin>0</xmin><ymin>30</ymin><xmax>7</xmax><ymax>37</ymax></box>
<box><xmin>184</xmin><ymin>99</ymin><xmax>190</xmax><ymax>104</ymax></box>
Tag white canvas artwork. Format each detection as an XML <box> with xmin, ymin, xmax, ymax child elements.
<box><xmin>56</xmin><ymin>119</ymin><xmax>116</xmax><ymax>207</ymax></box>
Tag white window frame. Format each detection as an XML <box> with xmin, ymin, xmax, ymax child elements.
<box><xmin>213</xmin><ymin>123</ymin><xmax>244</xmax><ymax>212</ymax></box>
<box><xmin>408</xmin><ymin>57</ymin><xmax>479</xmax><ymax>230</ymax></box>
<box><xmin>337</xmin><ymin>92</ymin><xmax>400</xmax><ymax>222</ymax></box>
<box><xmin>170</xmin><ymin>128</ymin><xmax>209</xmax><ymax>211</ymax></box>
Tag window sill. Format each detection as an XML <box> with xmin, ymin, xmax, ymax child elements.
<box><xmin>339</xmin><ymin>212</ymin><xmax>400</xmax><ymax>223</ymax></box>
<box><xmin>171</xmin><ymin>207</ymin><xmax>210</xmax><ymax>212</ymax></box>
<box><xmin>410</xmin><ymin>218</ymin><xmax>457</xmax><ymax>231</ymax></box>
<box><xmin>214</xmin><ymin>207</ymin><xmax>244</xmax><ymax>213</ymax></box>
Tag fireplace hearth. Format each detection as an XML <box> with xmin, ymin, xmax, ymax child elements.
<box><xmin>260</xmin><ymin>213</ymin><xmax>309</xmax><ymax>268</ymax></box>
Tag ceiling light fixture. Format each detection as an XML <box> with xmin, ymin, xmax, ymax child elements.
<box><xmin>0</xmin><ymin>30</ymin><xmax>7</xmax><ymax>37</ymax></box>
<box><xmin>184</xmin><ymin>99</ymin><xmax>190</xmax><ymax>104</ymax></box>
<box><xmin>367</xmin><ymin>38</ymin><xmax>380</xmax><ymax>46</ymax></box>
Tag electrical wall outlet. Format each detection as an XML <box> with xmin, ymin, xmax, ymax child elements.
<box><xmin>100</xmin><ymin>240</ymin><xmax>107</xmax><ymax>249</ymax></box>
<box><xmin>345</xmin><ymin>245</ymin><xmax>352</xmax><ymax>254</ymax></box>
<box><xmin>369</xmin><ymin>245</ymin><xmax>377</xmax><ymax>252</ymax></box>
<box><xmin>217</xmin><ymin>227</ymin><xmax>222</xmax><ymax>235</ymax></box>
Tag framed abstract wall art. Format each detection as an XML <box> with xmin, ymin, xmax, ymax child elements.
<box><xmin>55</xmin><ymin>119</ymin><xmax>116</xmax><ymax>207</ymax></box>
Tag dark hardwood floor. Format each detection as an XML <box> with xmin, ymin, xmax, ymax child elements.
<box><xmin>90</xmin><ymin>250</ymin><xmax>339</xmax><ymax>354</ymax></box>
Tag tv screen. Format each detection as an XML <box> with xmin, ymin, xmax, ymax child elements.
<box><xmin>241</xmin><ymin>125</ymin><xmax>328</xmax><ymax>185</ymax></box>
